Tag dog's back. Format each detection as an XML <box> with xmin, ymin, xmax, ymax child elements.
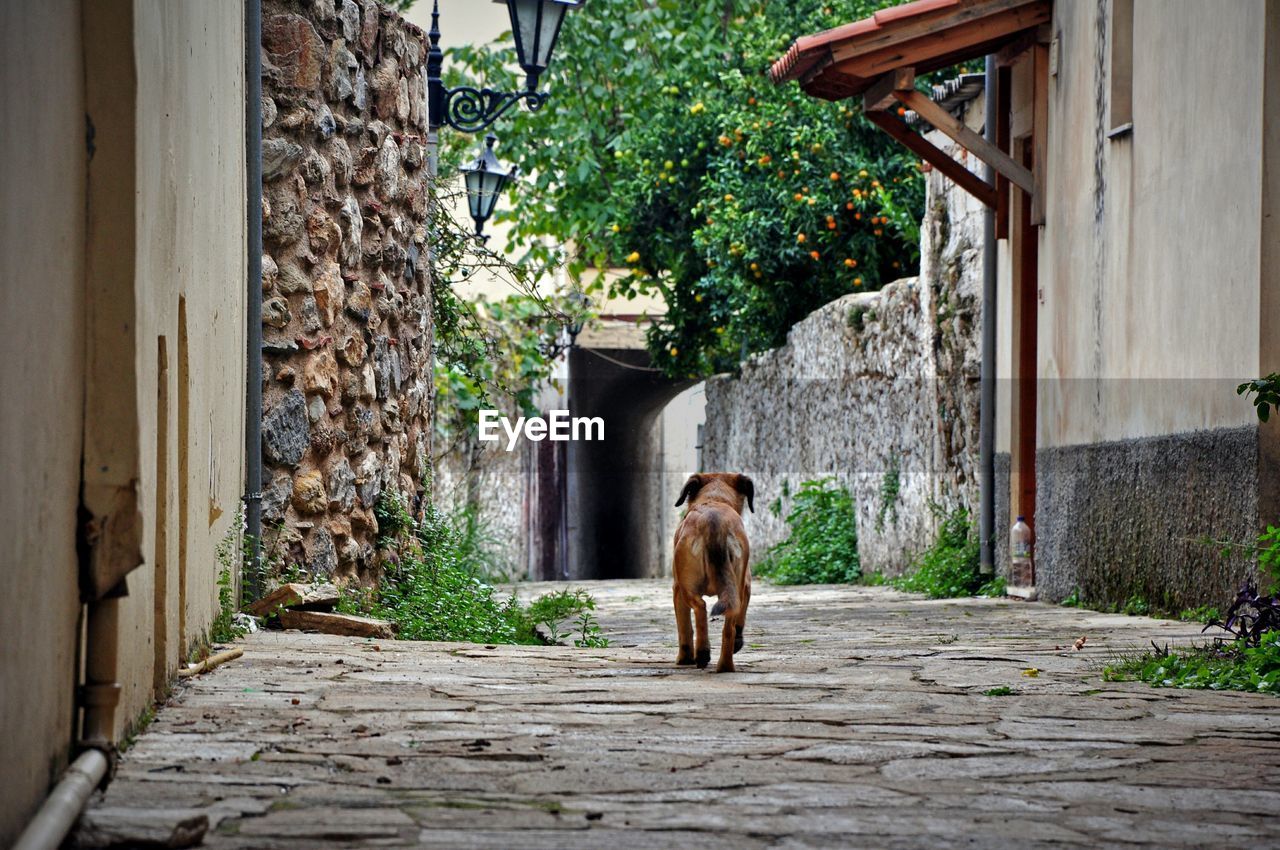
<box><xmin>672</xmin><ymin>473</ymin><xmax>754</xmax><ymax>672</ymax></box>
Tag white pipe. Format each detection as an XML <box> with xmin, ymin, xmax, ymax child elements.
<box><xmin>11</xmin><ymin>749</ymin><xmax>110</xmax><ymax>850</ymax></box>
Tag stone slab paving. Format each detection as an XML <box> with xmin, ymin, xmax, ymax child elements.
<box><xmin>79</xmin><ymin>581</ymin><xmax>1280</xmax><ymax>848</ymax></box>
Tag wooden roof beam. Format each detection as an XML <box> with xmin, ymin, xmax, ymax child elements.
<box><xmin>895</xmin><ymin>87</ymin><xmax>1035</xmax><ymax>195</ymax></box>
<box><xmin>863</xmin><ymin>107</ymin><xmax>998</xmax><ymax>209</ymax></box>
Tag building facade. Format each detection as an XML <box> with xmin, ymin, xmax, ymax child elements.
<box><xmin>1</xmin><ymin>1</ymin><xmax>247</xmax><ymax>841</ymax></box>
<box><xmin>773</xmin><ymin>0</ymin><xmax>1279</xmax><ymax>607</ymax></box>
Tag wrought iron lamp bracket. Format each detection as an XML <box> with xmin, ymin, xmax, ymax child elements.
<box><xmin>441</xmin><ymin>84</ymin><xmax>548</xmax><ymax>134</ymax></box>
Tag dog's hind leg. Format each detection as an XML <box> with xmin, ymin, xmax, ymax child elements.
<box><xmin>692</xmin><ymin>597</ymin><xmax>711</xmax><ymax>668</ymax></box>
<box><xmin>716</xmin><ymin>615</ymin><xmax>736</xmax><ymax>673</ymax></box>
<box><xmin>674</xmin><ymin>589</ymin><xmax>695</xmax><ymax>666</ymax></box>
<box><xmin>734</xmin><ymin>580</ymin><xmax>750</xmax><ymax>654</ymax></box>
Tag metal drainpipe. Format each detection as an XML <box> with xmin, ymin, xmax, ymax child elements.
<box><xmin>12</xmin><ymin>596</ymin><xmax>122</xmax><ymax>850</ymax></box>
<box><xmin>244</xmin><ymin>0</ymin><xmax>264</xmax><ymax>599</ymax></box>
<box><xmin>979</xmin><ymin>54</ymin><xmax>998</xmax><ymax>575</ymax></box>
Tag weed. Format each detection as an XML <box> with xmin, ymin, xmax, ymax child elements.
<box><xmin>1104</xmin><ymin>633</ymin><xmax>1280</xmax><ymax>695</ymax></box>
<box><xmin>211</xmin><ymin>512</ymin><xmax>249</xmax><ymax>644</ymax></box>
<box><xmin>1120</xmin><ymin>595</ymin><xmax>1151</xmax><ymax>617</ymax></box>
<box><xmin>875</xmin><ymin>454</ymin><xmax>900</xmax><ymax>533</ymax></box>
<box><xmin>341</xmin><ymin>498</ymin><xmax>606</xmax><ymax>648</ymax></box>
<box><xmin>522</xmin><ymin>588</ymin><xmax>602</xmax><ymax>645</ymax></box>
<box><xmin>981</xmin><ymin>686</ymin><xmax>1016</xmax><ymax>697</ymax></box>
<box><xmin>1060</xmin><ymin>587</ymin><xmax>1083</xmax><ymax>608</ymax></box>
<box><xmin>1178</xmin><ymin>605</ymin><xmax>1221</xmax><ymax>624</ymax></box>
<box><xmin>119</xmin><ymin>703</ymin><xmax>157</xmax><ymax>752</ymax></box>
<box><xmin>894</xmin><ymin>505</ymin><xmax>1004</xmax><ymax>599</ymax></box>
<box><xmin>756</xmin><ymin>478</ymin><xmax>859</xmax><ymax>585</ymax></box>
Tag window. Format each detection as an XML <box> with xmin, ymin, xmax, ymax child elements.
<box><xmin>1108</xmin><ymin>0</ymin><xmax>1134</xmax><ymax>136</ymax></box>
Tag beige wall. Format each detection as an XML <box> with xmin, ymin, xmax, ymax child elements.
<box><xmin>0</xmin><ymin>2</ymin><xmax>88</xmax><ymax>842</ymax></box>
<box><xmin>120</xmin><ymin>0</ymin><xmax>248</xmax><ymax>722</ymax></box>
<box><xmin>0</xmin><ymin>2</ymin><xmax>246</xmax><ymax>841</ymax></box>
<box><xmin>1035</xmin><ymin>0</ymin><xmax>1266</xmax><ymax>448</ymax></box>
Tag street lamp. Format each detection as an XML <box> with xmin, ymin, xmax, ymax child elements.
<box><xmin>459</xmin><ymin>134</ymin><xmax>518</xmax><ymax>242</ymax></box>
<box><xmin>566</xmin><ymin>290</ymin><xmax>588</xmax><ymax>348</ymax></box>
<box><xmin>427</xmin><ymin>0</ymin><xmax>583</xmax><ymax>135</ymax></box>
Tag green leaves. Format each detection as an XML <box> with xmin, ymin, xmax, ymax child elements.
<box><xmin>341</xmin><ymin>496</ymin><xmax>606</xmax><ymax>647</ymax></box>
<box><xmin>1104</xmin><ymin>633</ymin><xmax>1280</xmax><ymax>695</ymax></box>
<box><xmin>448</xmin><ymin>0</ymin><xmax>923</xmax><ymax>378</ymax></box>
<box><xmin>1237</xmin><ymin>372</ymin><xmax>1280</xmax><ymax>422</ymax></box>
<box><xmin>894</xmin><ymin>505</ymin><xmax>1004</xmax><ymax>599</ymax></box>
<box><xmin>756</xmin><ymin>478</ymin><xmax>861</xmax><ymax>585</ymax></box>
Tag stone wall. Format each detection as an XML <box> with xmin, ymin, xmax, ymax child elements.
<box><xmin>259</xmin><ymin>0</ymin><xmax>433</xmax><ymax>581</ymax></box>
<box><xmin>703</xmin><ymin>127</ymin><xmax>984</xmax><ymax>575</ymax></box>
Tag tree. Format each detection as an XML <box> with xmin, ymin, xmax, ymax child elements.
<box><xmin>451</xmin><ymin>0</ymin><xmax>923</xmax><ymax>377</ymax></box>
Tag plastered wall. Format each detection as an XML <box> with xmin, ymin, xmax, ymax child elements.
<box><xmin>0</xmin><ymin>2</ymin><xmax>87</xmax><ymax>842</ymax></box>
<box><xmin>0</xmin><ymin>3</ymin><xmax>247</xmax><ymax>840</ymax></box>
<box><xmin>1038</xmin><ymin>0</ymin><xmax>1266</xmax><ymax>448</ymax></box>
<box><xmin>120</xmin><ymin>0</ymin><xmax>248</xmax><ymax>722</ymax></box>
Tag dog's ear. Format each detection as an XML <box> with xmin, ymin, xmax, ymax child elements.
<box><xmin>675</xmin><ymin>474</ymin><xmax>702</xmax><ymax>507</ymax></box>
<box><xmin>736</xmin><ymin>475</ymin><xmax>755</xmax><ymax>513</ymax></box>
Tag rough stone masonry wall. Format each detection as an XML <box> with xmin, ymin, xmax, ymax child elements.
<box><xmin>258</xmin><ymin>0</ymin><xmax>433</xmax><ymax>581</ymax></box>
<box><xmin>704</xmin><ymin>130</ymin><xmax>985</xmax><ymax>576</ymax></box>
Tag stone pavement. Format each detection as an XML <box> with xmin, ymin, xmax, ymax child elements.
<box><xmin>79</xmin><ymin>580</ymin><xmax>1280</xmax><ymax>848</ymax></box>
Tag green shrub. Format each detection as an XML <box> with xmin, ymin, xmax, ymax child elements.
<box><xmin>894</xmin><ymin>505</ymin><xmax>1004</xmax><ymax>599</ymax></box>
<box><xmin>756</xmin><ymin>478</ymin><xmax>860</xmax><ymax>585</ymax></box>
<box><xmin>343</xmin><ymin>498</ymin><xmax>606</xmax><ymax>648</ymax></box>
<box><xmin>1104</xmin><ymin>633</ymin><xmax>1280</xmax><ymax>695</ymax></box>
<box><xmin>521</xmin><ymin>588</ymin><xmax>607</xmax><ymax>647</ymax></box>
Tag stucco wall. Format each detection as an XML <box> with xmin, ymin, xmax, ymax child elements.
<box><xmin>981</xmin><ymin>0</ymin><xmax>1277</xmax><ymax>605</ymax></box>
<box><xmin>1039</xmin><ymin>0</ymin><xmax>1265</xmax><ymax>448</ymax></box>
<box><xmin>258</xmin><ymin>0</ymin><xmax>434</xmax><ymax>584</ymax></box>
<box><xmin>703</xmin><ymin>123</ymin><xmax>986</xmax><ymax>575</ymax></box>
<box><xmin>1016</xmin><ymin>0</ymin><xmax>1273</xmax><ymax>606</ymax></box>
<box><xmin>119</xmin><ymin>0</ymin><xmax>249</xmax><ymax>725</ymax></box>
<box><xmin>0</xmin><ymin>2</ymin><xmax>87</xmax><ymax>842</ymax></box>
<box><xmin>0</xmin><ymin>2</ymin><xmax>247</xmax><ymax>841</ymax></box>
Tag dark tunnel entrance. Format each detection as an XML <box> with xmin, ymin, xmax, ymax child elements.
<box><xmin>564</xmin><ymin>345</ymin><xmax>694</xmax><ymax>581</ymax></box>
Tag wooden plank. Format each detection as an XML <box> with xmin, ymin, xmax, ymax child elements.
<box><xmin>864</xmin><ymin>109</ymin><xmax>997</xmax><ymax>209</ymax></box>
<box><xmin>1030</xmin><ymin>41</ymin><xmax>1049</xmax><ymax>225</ymax></box>
<box><xmin>279</xmin><ymin>609</ymin><xmax>396</xmax><ymax>639</ymax></box>
<box><xmin>896</xmin><ymin>88</ymin><xmax>1035</xmax><ymax>195</ymax></box>
<box><xmin>995</xmin><ymin>27</ymin><xmax>1037</xmax><ymax>67</ymax></box>
<box><xmin>829</xmin><ymin>0</ymin><xmax>1046</xmax><ymax>65</ymax></box>
<box><xmin>996</xmin><ymin>65</ymin><xmax>1012</xmax><ymax>238</ymax></box>
<box><xmin>861</xmin><ymin>67</ymin><xmax>916</xmax><ymax>112</ymax></box>
<box><xmin>836</xmin><ymin>3</ymin><xmax>1052</xmax><ymax>80</ymax></box>
<box><xmin>246</xmin><ymin>582</ymin><xmax>340</xmax><ymax>617</ymax></box>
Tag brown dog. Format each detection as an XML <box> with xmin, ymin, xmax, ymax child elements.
<box><xmin>672</xmin><ymin>473</ymin><xmax>754</xmax><ymax>673</ymax></box>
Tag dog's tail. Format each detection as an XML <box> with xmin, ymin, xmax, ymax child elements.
<box><xmin>706</xmin><ymin>513</ymin><xmax>741</xmax><ymax>618</ymax></box>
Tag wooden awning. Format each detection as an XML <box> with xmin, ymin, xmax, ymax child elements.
<box><xmin>769</xmin><ymin>0</ymin><xmax>1049</xmax><ymax>101</ymax></box>
<box><xmin>770</xmin><ymin>0</ymin><xmax>1051</xmax><ymax>210</ymax></box>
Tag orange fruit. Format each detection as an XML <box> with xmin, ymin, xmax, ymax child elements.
<box><xmin>810</xmin><ymin>250</ymin><xmax>820</xmax><ymax>260</ymax></box>
<box><xmin>796</xmin><ymin>233</ymin><xmax>806</xmax><ymax>243</ymax></box>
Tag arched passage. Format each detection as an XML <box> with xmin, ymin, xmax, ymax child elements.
<box><xmin>565</xmin><ymin>345</ymin><xmax>693</xmax><ymax>580</ymax></box>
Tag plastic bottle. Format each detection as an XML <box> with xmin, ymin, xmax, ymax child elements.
<box><xmin>1010</xmin><ymin>516</ymin><xmax>1033</xmax><ymax>589</ymax></box>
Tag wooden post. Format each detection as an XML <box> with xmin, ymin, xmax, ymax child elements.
<box><xmin>1009</xmin><ymin>137</ymin><xmax>1038</xmax><ymax>543</ymax></box>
